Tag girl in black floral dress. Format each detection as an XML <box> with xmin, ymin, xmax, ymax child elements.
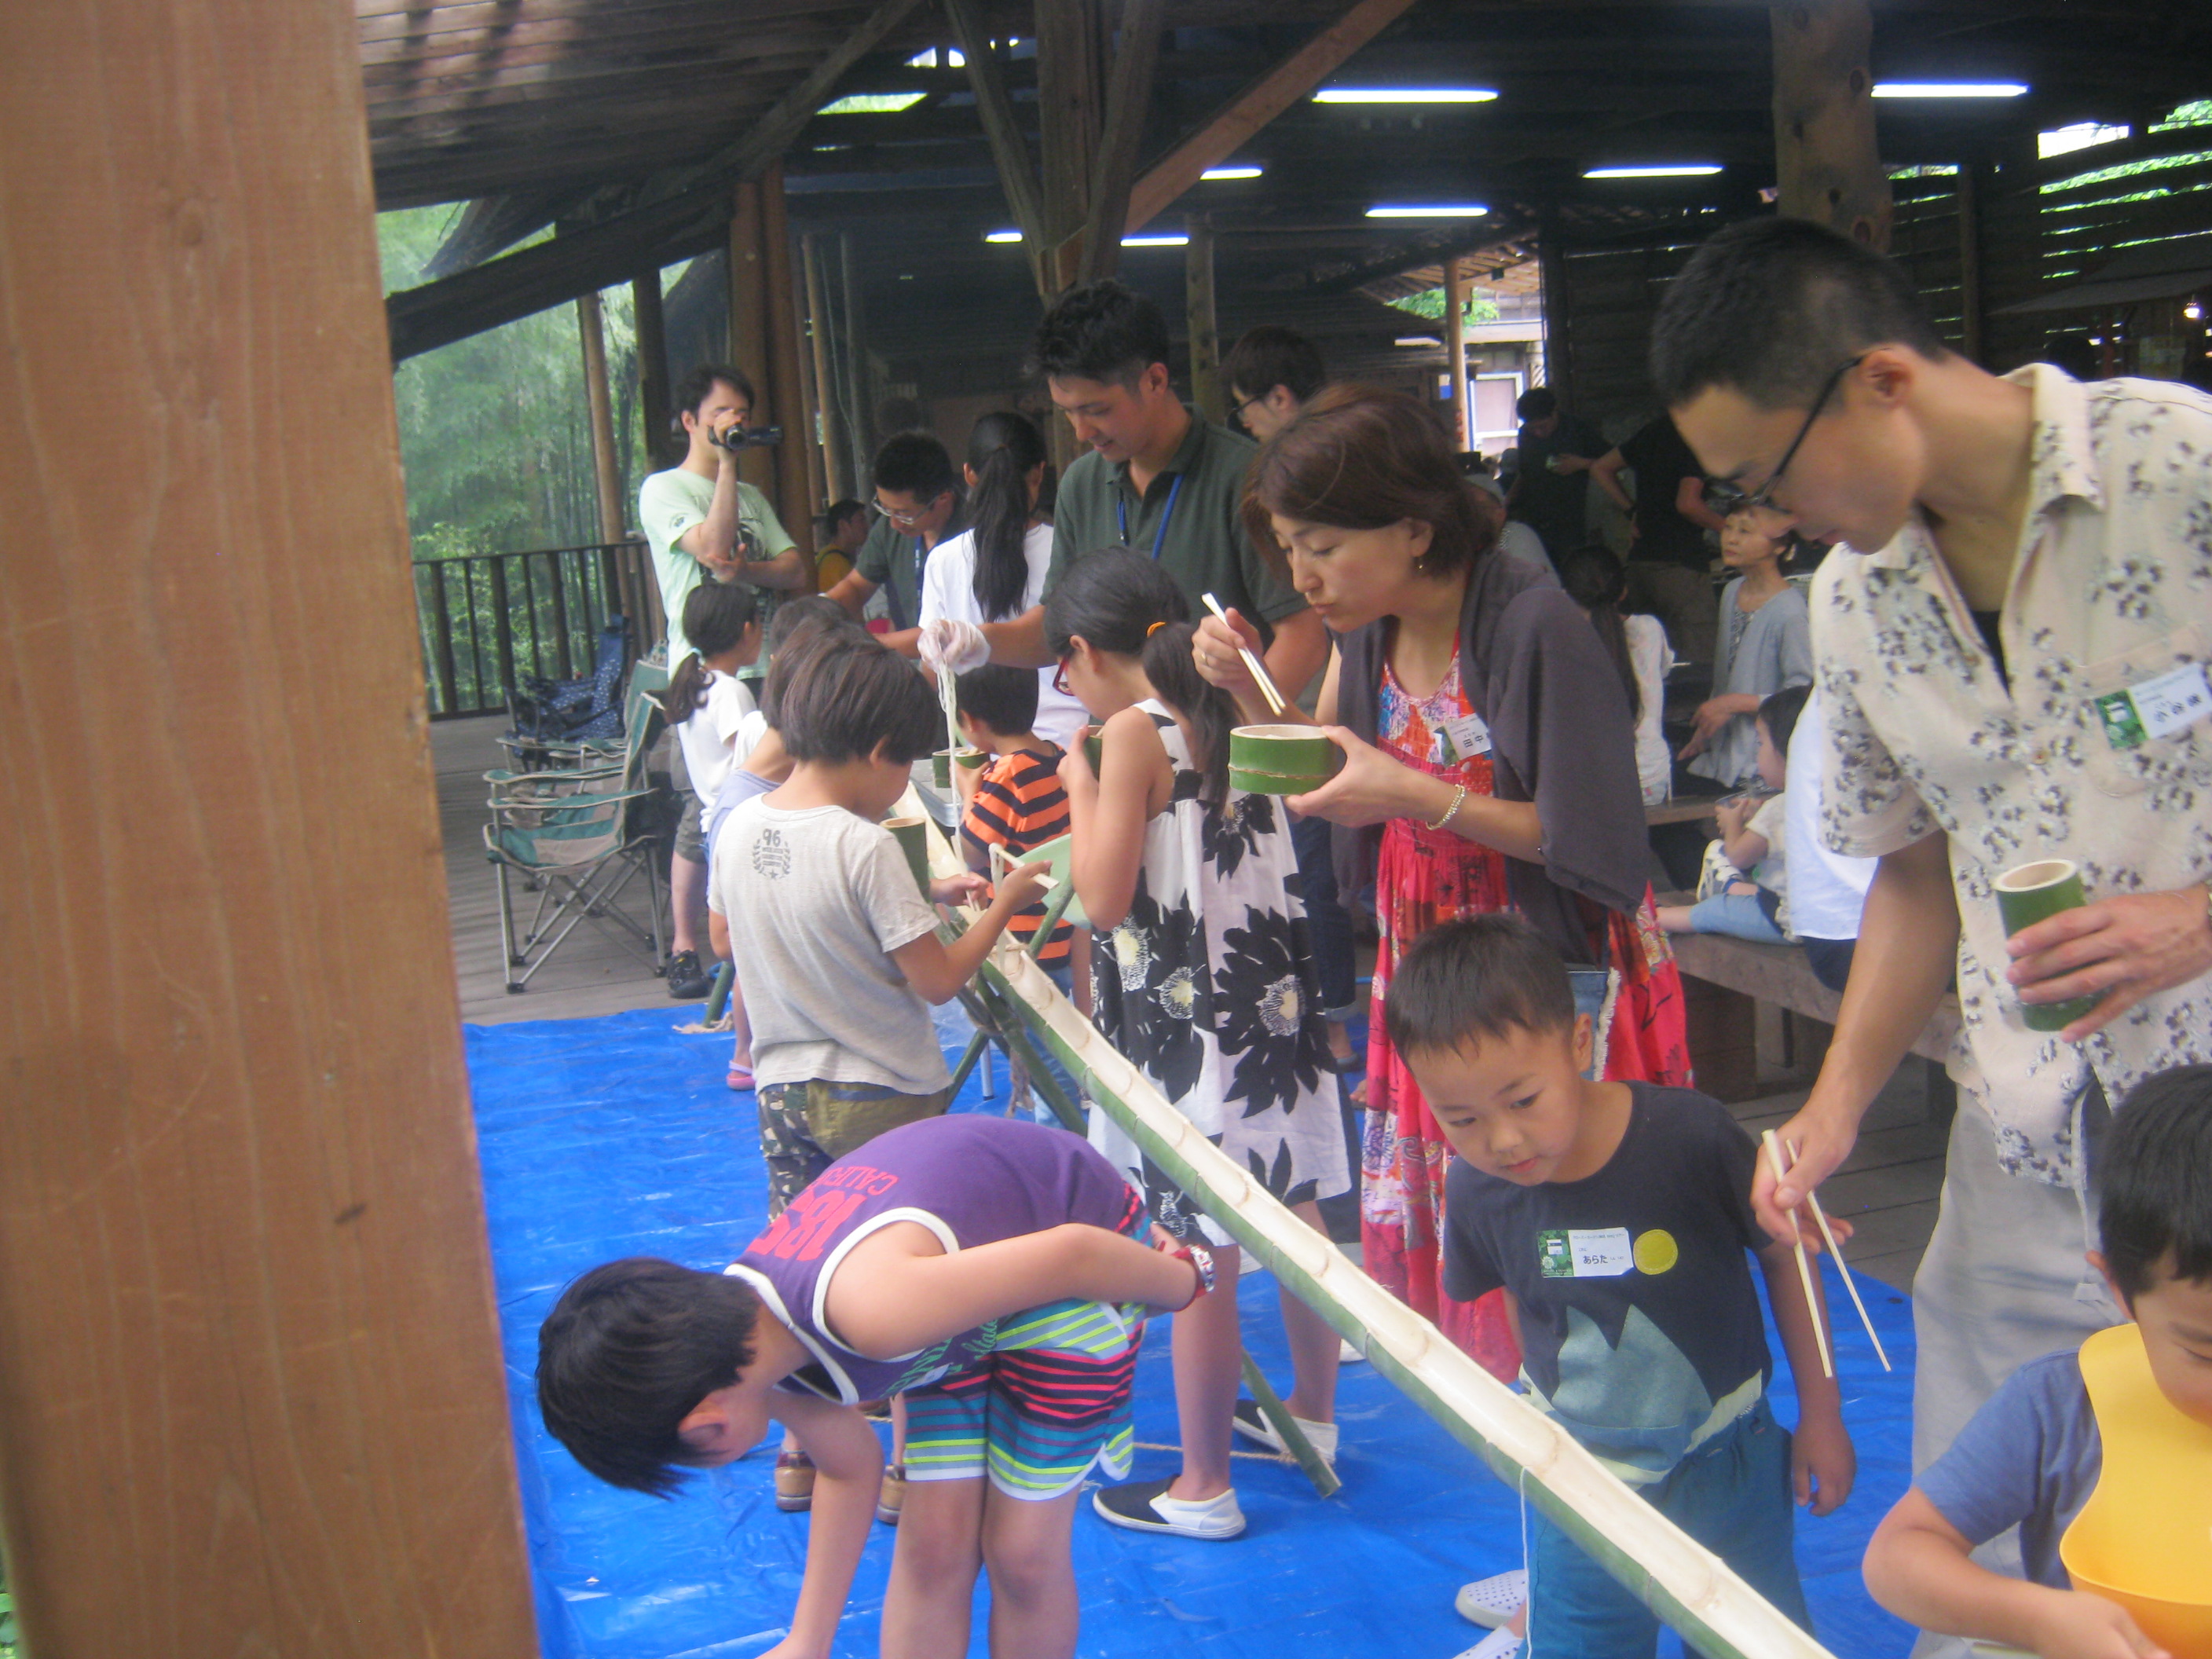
<box><xmin>1046</xmin><ymin>550</ymin><xmax>1350</xmax><ymax>1542</ymax></box>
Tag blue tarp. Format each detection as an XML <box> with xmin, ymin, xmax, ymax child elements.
<box><xmin>469</xmin><ymin>1007</ymin><xmax>1920</xmax><ymax>1658</ymax></box>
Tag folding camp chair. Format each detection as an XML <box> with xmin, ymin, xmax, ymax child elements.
<box><xmin>497</xmin><ymin>615</ymin><xmax>630</xmax><ymax>771</ymax></box>
<box><xmin>482</xmin><ymin>666</ymin><xmax>672</xmax><ymax>992</ymax></box>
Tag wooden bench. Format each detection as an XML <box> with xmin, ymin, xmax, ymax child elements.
<box><xmin>1665</xmin><ymin>926</ymin><xmax>1964</xmax><ymax>1112</ymax></box>
<box><xmin>1645</xmin><ymin>797</ymin><xmax>1723</xmax><ymax>827</ymax></box>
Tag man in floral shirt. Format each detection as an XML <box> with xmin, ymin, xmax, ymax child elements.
<box><xmin>1653</xmin><ymin>218</ymin><xmax>2212</xmax><ymax>1569</ymax></box>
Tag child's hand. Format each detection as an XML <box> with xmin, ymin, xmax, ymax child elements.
<box><xmin>1791</xmin><ymin>1409</ymin><xmax>1855</xmax><ymax>1516</ymax></box>
<box><xmin>991</xmin><ymin>859</ymin><xmax>1053</xmax><ymax>914</ymax></box>
<box><xmin>931</xmin><ymin>871</ymin><xmax>989</xmax><ymax>907</ymax></box>
<box><xmin>1713</xmin><ymin>797</ymin><xmax>1749</xmax><ymax>837</ymax></box>
<box><xmin>2027</xmin><ymin>1590</ymin><xmax>2172</xmax><ymax>1659</ymax></box>
<box><xmin>1059</xmin><ymin>728</ymin><xmax>1100</xmax><ymax>798</ymax></box>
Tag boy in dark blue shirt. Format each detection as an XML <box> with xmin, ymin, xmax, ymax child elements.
<box><xmin>1386</xmin><ymin>914</ymin><xmax>1851</xmax><ymax>1657</ymax></box>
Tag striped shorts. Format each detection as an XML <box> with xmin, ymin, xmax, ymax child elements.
<box><xmin>901</xmin><ymin>1189</ymin><xmax>1149</xmax><ymax>1500</ymax></box>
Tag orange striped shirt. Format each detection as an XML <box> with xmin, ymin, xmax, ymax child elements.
<box><xmin>959</xmin><ymin>746</ymin><xmax>1072</xmax><ymax>961</ymax></box>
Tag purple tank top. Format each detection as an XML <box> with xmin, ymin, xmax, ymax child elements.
<box><xmin>729</xmin><ymin>1115</ymin><xmax>1144</xmax><ymax>1402</ymax></box>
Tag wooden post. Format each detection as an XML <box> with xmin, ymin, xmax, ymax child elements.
<box><xmin>1186</xmin><ymin>215</ymin><xmax>1225</xmax><ymax>426</ymax></box>
<box><xmin>1035</xmin><ymin>0</ymin><xmax>1104</xmax><ymax>291</ymax></box>
<box><xmin>1538</xmin><ymin>222</ymin><xmax>1572</xmax><ymax>410</ymax></box>
<box><xmin>758</xmin><ymin>161</ymin><xmax>815</xmax><ymax>552</ymax></box>
<box><xmin>633</xmin><ymin>264</ymin><xmax>672</xmax><ymax>468</ymax></box>
<box><xmin>728</xmin><ymin>180</ymin><xmax>775</xmax><ymax>492</ymax></box>
<box><xmin>1956</xmin><ymin>161</ymin><xmax>1985</xmax><ymax>364</ymax></box>
<box><xmin>792</xmin><ymin>268</ymin><xmax>830</xmax><ymax>526</ymax></box>
<box><xmin>0</xmin><ymin>0</ymin><xmax>539</xmax><ymax>1650</ymax></box>
<box><xmin>577</xmin><ymin>288</ymin><xmax>627</xmax><ymax>544</ymax></box>
<box><xmin>801</xmin><ymin>233</ymin><xmax>847</xmax><ymax>499</ymax></box>
<box><xmin>1770</xmin><ymin>0</ymin><xmax>1893</xmax><ymax>251</ymax></box>
<box><xmin>1445</xmin><ymin>256</ymin><xmax>1471</xmax><ymax>448</ymax></box>
<box><xmin>839</xmin><ymin>230</ymin><xmax>873</xmax><ymax>474</ymax></box>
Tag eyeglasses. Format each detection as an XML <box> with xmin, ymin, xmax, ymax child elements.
<box><xmin>1232</xmin><ymin>393</ymin><xmax>1268</xmax><ymax>427</ymax></box>
<box><xmin>1052</xmin><ymin>657</ymin><xmax>1075</xmax><ymax>695</ymax></box>
<box><xmin>1706</xmin><ymin>353</ymin><xmax>1865</xmax><ymax>516</ymax></box>
<box><xmin>870</xmin><ymin>498</ymin><xmax>929</xmax><ymax>528</ymax></box>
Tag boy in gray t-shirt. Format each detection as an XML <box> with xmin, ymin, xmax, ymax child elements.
<box><xmin>708</xmin><ymin>632</ymin><xmax>1049</xmax><ymax>1213</ymax></box>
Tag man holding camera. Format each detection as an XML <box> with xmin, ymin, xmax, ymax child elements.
<box><xmin>639</xmin><ymin>363</ymin><xmax>808</xmax><ymax>998</ymax></box>
<box><xmin>639</xmin><ymin>364</ymin><xmax>808</xmax><ymax>675</ymax></box>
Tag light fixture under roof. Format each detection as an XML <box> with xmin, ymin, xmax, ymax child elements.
<box><xmin>983</xmin><ymin>229</ymin><xmax>1023</xmax><ymax>243</ymax></box>
<box><xmin>1314</xmin><ymin>88</ymin><xmax>1497</xmax><ymax>104</ymax></box>
<box><xmin>1870</xmin><ymin>82</ymin><xmax>2028</xmax><ymax>98</ymax></box>
<box><xmin>817</xmin><ymin>90</ymin><xmax>928</xmax><ymax>115</ymax></box>
<box><xmin>1365</xmin><ymin>203</ymin><xmax>1489</xmax><ymax>218</ymax></box>
<box><xmin>1122</xmin><ymin>234</ymin><xmax>1189</xmax><ymax>247</ymax></box>
<box><xmin>1200</xmin><ymin>164</ymin><xmax>1265</xmax><ymax>181</ymax></box>
<box><xmin>1584</xmin><ymin>164</ymin><xmax>1723</xmax><ymax>178</ymax></box>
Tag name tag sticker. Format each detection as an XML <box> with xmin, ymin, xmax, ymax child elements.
<box><xmin>1537</xmin><ymin>1227</ymin><xmax>1633</xmax><ymax>1278</ymax></box>
<box><xmin>2097</xmin><ymin>664</ymin><xmax>2211</xmax><ymax>749</ymax></box>
<box><xmin>1437</xmin><ymin>712</ymin><xmax>1492</xmax><ymax>762</ymax></box>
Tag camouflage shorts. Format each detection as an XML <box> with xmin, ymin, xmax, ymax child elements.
<box><xmin>756</xmin><ymin>1077</ymin><xmax>954</xmax><ymax>1214</ymax></box>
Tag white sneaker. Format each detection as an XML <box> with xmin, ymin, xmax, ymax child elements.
<box><xmin>1452</xmin><ymin>1628</ymin><xmax>1522</xmax><ymax>1659</ymax></box>
<box><xmin>1090</xmin><ymin>1477</ymin><xmax>1246</xmax><ymax>1540</ymax></box>
<box><xmin>1231</xmin><ymin>1397</ymin><xmax>1339</xmax><ymax>1463</ymax></box>
<box><xmin>1455</xmin><ymin>1569</ymin><xmax>1528</xmax><ymax>1628</ymax></box>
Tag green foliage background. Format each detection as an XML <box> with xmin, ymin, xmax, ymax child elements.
<box><xmin>379</xmin><ymin>207</ymin><xmax>658</xmax><ymax>562</ymax></box>
<box><xmin>1389</xmin><ymin>287</ymin><xmax>1502</xmax><ymax>328</ymax></box>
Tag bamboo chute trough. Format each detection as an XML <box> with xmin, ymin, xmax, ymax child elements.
<box><xmin>905</xmin><ymin>809</ymin><xmax>1841</xmax><ymax>1659</ymax></box>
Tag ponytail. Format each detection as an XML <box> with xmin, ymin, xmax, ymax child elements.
<box><xmin>653</xmin><ymin>580</ymin><xmax>760</xmax><ymax>722</ymax></box>
<box><xmin>1556</xmin><ymin>544</ymin><xmax>1641</xmax><ymax>724</ymax></box>
<box><xmin>1043</xmin><ymin>548</ymin><xmax>1238</xmax><ymax>812</ymax></box>
<box><xmin>965</xmin><ymin>411</ymin><xmax>1047</xmax><ymax>620</ymax></box>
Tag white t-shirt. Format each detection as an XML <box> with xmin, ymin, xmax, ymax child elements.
<box><xmin>709</xmin><ymin>800</ymin><xmax>950</xmax><ymax>1094</ymax></box>
<box><xmin>673</xmin><ymin>668</ymin><xmax>758</xmax><ymax>808</ymax></box>
<box><xmin>1623</xmin><ymin>612</ymin><xmax>1675</xmax><ymax>804</ymax></box>
<box><xmin>636</xmin><ymin>467</ymin><xmax>796</xmax><ymax>665</ymax></box>
<box><xmin>1783</xmin><ymin>689</ymin><xmax>1873</xmax><ymax>941</ymax></box>
<box><xmin>920</xmin><ymin>522</ymin><xmax>1088</xmax><ymax>748</ymax></box>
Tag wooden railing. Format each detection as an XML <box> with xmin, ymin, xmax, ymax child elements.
<box><xmin>410</xmin><ymin>539</ymin><xmax>661</xmax><ymax>719</ymax></box>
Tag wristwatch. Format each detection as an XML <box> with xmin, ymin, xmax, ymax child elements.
<box><xmin>1172</xmin><ymin>1244</ymin><xmax>1217</xmax><ymax>1309</ymax></box>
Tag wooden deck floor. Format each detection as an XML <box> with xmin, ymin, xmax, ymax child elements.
<box><xmin>434</xmin><ymin>711</ymin><xmax>1942</xmax><ymax>1291</ymax></box>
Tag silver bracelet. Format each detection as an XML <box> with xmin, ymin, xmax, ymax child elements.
<box><xmin>1426</xmin><ymin>783</ymin><xmax>1468</xmax><ymax>832</ymax></box>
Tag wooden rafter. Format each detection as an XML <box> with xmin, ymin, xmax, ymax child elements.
<box><xmin>1077</xmin><ymin>0</ymin><xmax>1167</xmax><ymax>284</ymax></box>
<box><xmin>943</xmin><ymin>0</ymin><xmax>1046</xmax><ymax>273</ymax></box>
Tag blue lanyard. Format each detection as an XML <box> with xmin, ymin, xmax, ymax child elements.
<box><xmin>909</xmin><ymin>534</ymin><xmax>927</xmax><ymax>621</ymax></box>
<box><xmin>1116</xmin><ymin>473</ymin><xmax>1185</xmax><ymax>561</ymax></box>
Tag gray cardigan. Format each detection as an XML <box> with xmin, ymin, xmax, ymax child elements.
<box><xmin>1687</xmin><ymin>577</ymin><xmax>1813</xmax><ymax>789</ymax></box>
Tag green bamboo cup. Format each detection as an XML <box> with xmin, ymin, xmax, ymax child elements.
<box><xmin>1082</xmin><ymin>731</ymin><xmax>1104</xmax><ymax>775</ymax></box>
<box><xmin>1994</xmin><ymin>858</ymin><xmax>2100</xmax><ymax>1032</ymax></box>
<box><xmin>884</xmin><ymin>815</ymin><xmax>934</xmax><ymax>899</ymax></box>
<box><xmin>1229</xmin><ymin>724</ymin><xmax>1339</xmax><ymax>796</ymax></box>
<box><xmin>931</xmin><ymin>748</ymin><xmax>958</xmax><ymax>789</ymax></box>
<box><xmin>952</xmin><ymin>745</ymin><xmax>987</xmax><ymax>772</ymax></box>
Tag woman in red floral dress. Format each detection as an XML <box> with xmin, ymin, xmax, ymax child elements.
<box><xmin>1195</xmin><ymin>386</ymin><xmax>1690</xmax><ymax>1382</ymax></box>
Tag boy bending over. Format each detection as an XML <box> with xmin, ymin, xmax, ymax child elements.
<box><xmin>1386</xmin><ymin>914</ymin><xmax>1851</xmax><ymax>1657</ymax></box>
<box><xmin>1864</xmin><ymin>1065</ymin><xmax>2212</xmax><ymax>1659</ymax></box>
<box><xmin>538</xmin><ymin>1112</ymin><xmax>1214</xmax><ymax>1659</ymax></box>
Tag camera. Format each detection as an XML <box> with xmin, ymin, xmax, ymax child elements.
<box><xmin>709</xmin><ymin>423</ymin><xmax>782</xmax><ymax>451</ymax></box>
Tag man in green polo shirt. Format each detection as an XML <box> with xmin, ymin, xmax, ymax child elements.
<box><xmin>923</xmin><ymin>280</ymin><xmax>1324</xmax><ymax>697</ymax></box>
<box><xmin>826</xmin><ymin>431</ymin><xmax>967</xmax><ymax>658</ymax></box>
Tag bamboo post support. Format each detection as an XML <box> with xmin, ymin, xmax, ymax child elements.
<box><xmin>1240</xmin><ymin>1352</ymin><xmax>1342</xmax><ymax>1497</ymax></box>
<box><xmin>1778</xmin><ymin>1136</ymin><xmax>1889</xmax><ymax>1372</ymax></box>
<box><xmin>1200</xmin><ymin>591</ymin><xmax>1285</xmax><ymax>715</ymax></box>
<box><xmin>930</xmin><ymin>845</ymin><xmax>1838</xmax><ymax>1659</ymax></box>
<box><xmin>1762</xmin><ymin>1130</ymin><xmax>1834</xmax><ymax>1380</ymax></box>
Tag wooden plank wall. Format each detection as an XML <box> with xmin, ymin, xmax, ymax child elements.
<box><xmin>1547</xmin><ymin>237</ymin><xmax>1702</xmax><ymax>430</ymax></box>
<box><xmin>0</xmin><ymin>0</ymin><xmax>540</xmax><ymax>1651</ymax></box>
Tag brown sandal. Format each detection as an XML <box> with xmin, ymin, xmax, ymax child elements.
<box><xmin>774</xmin><ymin>1450</ymin><xmax>815</xmax><ymax>1512</ymax></box>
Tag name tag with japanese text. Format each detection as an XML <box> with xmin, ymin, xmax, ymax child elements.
<box><xmin>1537</xmin><ymin>1227</ymin><xmax>1634</xmax><ymax>1279</ymax></box>
<box><xmin>1437</xmin><ymin>712</ymin><xmax>1492</xmax><ymax>764</ymax></box>
<box><xmin>2096</xmin><ymin>662</ymin><xmax>2211</xmax><ymax>749</ymax></box>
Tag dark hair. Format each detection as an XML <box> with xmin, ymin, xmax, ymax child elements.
<box><xmin>1382</xmin><ymin>914</ymin><xmax>1578</xmax><ymax>1057</ymax></box>
<box><xmin>2098</xmin><ymin>1065</ymin><xmax>2212</xmax><ymax>1301</ymax></box>
<box><xmin>1650</xmin><ymin>218</ymin><xmax>1951</xmax><ymax>411</ymax></box>
<box><xmin>758</xmin><ymin>596</ymin><xmax>864</xmax><ymax>726</ymax></box>
<box><xmin>873</xmin><ymin>430</ymin><xmax>957</xmax><ymax>501</ymax></box>
<box><xmin>1043</xmin><ymin>549</ymin><xmax>1239</xmax><ymax>811</ymax></box>
<box><xmin>955</xmin><ymin>663</ymin><xmax>1042</xmax><ymax>738</ymax></box>
<box><xmin>1027</xmin><ymin>279</ymin><xmax>1172</xmax><ymax>389</ymax></box>
<box><xmin>1557</xmin><ymin>544</ymin><xmax>1641</xmax><ymax>723</ymax></box>
<box><xmin>965</xmin><ymin>411</ymin><xmax>1047</xmax><ymax>620</ymax></box>
<box><xmin>1245</xmin><ymin>384</ymin><xmax>1500</xmax><ymax>578</ymax></box>
<box><xmin>536</xmin><ymin>1258</ymin><xmax>760</xmax><ymax>1496</ymax></box>
<box><xmin>1757</xmin><ymin>683</ymin><xmax>1810</xmax><ymax>759</ymax></box>
<box><xmin>1223</xmin><ymin>325</ymin><xmax>1325</xmax><ymax>405</ymax></box>
<box><xmin>778</xmin><ymin>634</ymin><xmax>939</xmax><ymax>766</ymax></box>
<box><xmin>821</xmin><ymin>498</ymin><xmax>866</xmax><ymax>537</ymax></box>
<box><xmin>655</xmin><ymin>583</ymin><xmax>760</xmax><ymax>723</ymax></box>
<box><xmin>672</xmin><ymin>363</ymin><xmax>756</xmax><ymax>420</ymax></box>
<box><xmin>1515</xmin><ymin>386</ymin><xmax>1558</xmax><ymax>422</ymax></box>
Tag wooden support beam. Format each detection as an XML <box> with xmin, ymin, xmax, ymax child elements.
<box><xmin>1078</xmin><ymin>0</ymin><xmax>1167</xmax><ymax>286</ymax></box>
<box><xmin>801</xmin><ymin>234</ymin><xmax>851</xmax><ymax>499</ymax></box>
<box><xmin>840</xmin><ymin>230</ymin><xmax>875</xmax><ymax>468</ymax></box>
<box><xmin>1035</xmin><ymin>0</ymin><xmax>1103</xmax><ymax>291</ymax></box>
<box><xmin>578</xmin><ymin>288</ymin><xmax>628</xmax><ymax>544</ymax></box>
<box><xmin>759</xmin><ymin>161</ymin><xmax>817</xmax><ymax>548</ymax></box>
<box><xmin>1770</xmin><ymin>0</ymin><xmax>1892</xmax><ymax>251</ymax></box>
<box><xmin>797</xmin><ymin>236</ymin><xmax>835</xmax><ymax>511</ymax></box>
<box><xmin>944</xmin><ymin>0</ymin><xmax>1047</xmax><ymax>291</ymax></box>
<box><xmin>633</xmin><ymin>264</ymin><xmax>673</xmax><ymax>469</ymax></box>
<box><xmin>728</xmin><ymin>181</ymin><xmax>776</xmax><ymax>494</ymax></box>
<box><xmin>1123</xmin><ymin>0</ymin><xmax>1422</xmax><ymax>237</ymax></box>
<box><xmin>1956</xmin><ymin>160</ymin><xmax>1985</xmax><ymax>364</ymax></box>
<box><xmin>425</xmin><ymin>185</ymin><xmax>593</xmax><ymax>278</ymax></box>
<box><xmin>1186</xmin><ymin>215</ymin><xmax>1225</xmax><ymax>425</ymax></box>
<box><xmin>1445</xmin><ymin>256</ymin><xmax>1470</xmax><ymax>448</ymax></box>
<box><xmin>0</xmin><ymin>0</ymin><xmax>538</xmax><ymax>1650</ymax></box>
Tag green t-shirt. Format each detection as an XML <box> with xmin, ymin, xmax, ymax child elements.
<box><xmin>1042</xmin><ymin>411</ymin><xmax>1305</xmax><ymax>641</ymax></box>
<box><xmin>853</xmin><ymin>500</ymin><xmax>969</xmax><ymax>632</ymax></box>
<box><xmin>637</xmin><ymin>467</ymin><xmax>797</xmax><ymax>668</ymax></box>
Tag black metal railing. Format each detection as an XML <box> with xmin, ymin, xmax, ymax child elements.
<box><xmin>411</xmin><ymin>540</ymin><xmax>659</xmax><ymax>718</ymax></box>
